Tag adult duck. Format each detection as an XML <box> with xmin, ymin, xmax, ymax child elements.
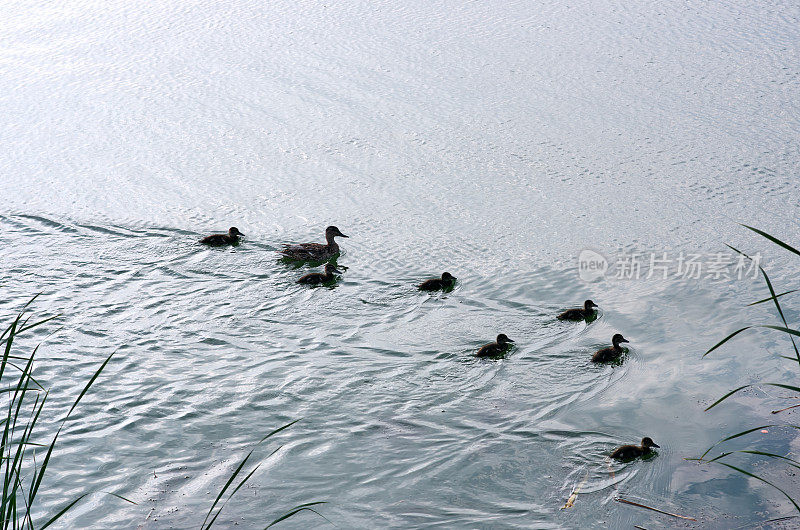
<box><xmin>281</xmin><ymin>226</ymin><xmax>348</xmax><ymax>261</ymax></box>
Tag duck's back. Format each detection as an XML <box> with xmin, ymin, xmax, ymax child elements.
<box><xmin>592</xmin><ymin>346</ymin><xmax>620</xmax><ymax>363</ymax></box>
<box><xmin>418</xmin><ymin>279</ymin><xmax>443</xmax><ymax>291</ymax></box>
<box><xmin>611</xmin><ymin>445</ymin><xmax>641</xmax><ymax>460</ymax></box>
<box><xmin>282</xmin><ymin>242</ymin><xmax>333</xmax><ymax>259</ymax></box>
<box><xmin>557</xmin><ymin>308</ymin><xmax>584</xmax><ymax>321</ymax></box>
<box><xmin>201</xmin><ymin>234</ymin><xmax>230</xmax><ymax>246</ymax></box>
<box><xmin>297</xmin><ymin>272</ymin><xmax>325</xmax><ymax>284</ymax></box>
<box><xmin>477</xmin><ymin>343</ymin><xmax>504</xmax><ymax>358</ymax></box>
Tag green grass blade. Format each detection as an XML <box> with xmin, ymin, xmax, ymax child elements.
<box><xmin>749</xmin><ymin>290</ymin><xmax>798</xmax><ymax>306</ymax></box>
<box><xmin>201</xmin><ymin>452</ymin><xmax>256</xmax><ymax>530</ymax></box>
<box><xmin>15</xmin><ymin>315</ymin><xmax>59</xmax><ymax>337</ymax></box>
<box><xmin>38</xmin><ymin>494</ymin><xmax>89</xmax><ymax>530</ymax></box>
<box><xmin>704</xmin><ymin>327</ymin><xmax>752</xmax><ymax>357</ymax></box>
<box><xmin>700</xmin><ymin>424</ymin><xmax>800</xmax><ymax>459</ymax></box>
<box><xmin>38</xmin><ymin>491</ymin><xmax>135</xmax><ymax>530</ymax></box>
<box><xmin>28</xmin><ymin>351</ymin><xmax>116</xmax><ymax>508</ymax></box>
<box><xmin>764</xmin><ymin>383</ymin><xmax>800</xmax><ymax>393</ymax></box>
<box><xmin>202</xmin><ymin>420</ymin><xmax>301</xmax><ymax>529</ymax></box>
<box><xmin>704</xmin><ymin>451</ymin><xmax>733</xmax><ymax>463</ymax></box>
<box><xmin>255</xmin><ymin>419</ymin><xmax>300</xmax><ymax>444</ymax></box>
<box><xmin>761</xmin><ymin>325</ymin><xmax>800</xmax><ymax>338</ymax></box>
<box><xmin>758</xmin><ymin>268</ymin><xmax>800</xmax><ymax>365</ymax></box>
<box><xmin>100</xmin><ymin>491</ymin><xmax>137</xmax><ymax>505</ymax></box>
<box><xmin>742</xmin><ymin>225</ymin><xmax>800</xmax><ymax>258</ymax></box>
<box><xmin>204</xmin><ymin>460</ymin><xmax>268</xmax><ymax>529</ymax></box>
<box><xmin>705</xmin><ymin>450</ymin><xmax>800</xmax><ymax>471</ymax></box>
<box><xmin>700</xmin><ymin>425</ymin><xmax>777</xmax><ymax>459</ymax></box>
<box><xmin>64</xmin><ymin>350</ymin><xmax>115</xmax><ymax>419</ymax></box>
<box><xmin>706</xmin><ymin>385</ymin><xmax>752</xmax><ymax>411</ymax></box>
<box><xmin>739</xmin><ymin>450</ymin><xmax>800</xmax><ymax>470</ymax></box>
<box><xmin>0</xmin><ymin>316</ymin><xmax>21</xmax><ymax>383</ymax></box>
<box><xmin>704</xmin><ymin>325</ymin><xmax>800</xmax><ymax>357</ymax></box>
<box><xmin>264</xmin><ymin>502</ymin><xmax>328</xmax><ymax>529</ymax></box>
<box><xmin>716</xmin><ymin>462</ymin><xmax>800</xmax><ymax>513</ymax></box>
<box><xmin>0</xmin><ymin>295</ymin><xmax>39</xmax><ymax>342</ymax></box>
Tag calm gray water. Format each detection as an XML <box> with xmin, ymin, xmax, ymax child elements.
<box><xmin>2</xmin><ymin>0</ymin><xmax>800</xmax><ymax>528</ymax></box>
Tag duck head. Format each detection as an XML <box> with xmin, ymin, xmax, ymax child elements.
<box><xmin>612</xmin><ymin>333</ymin><xmax>629</xmax><ymax>347</ymax></box>
<box><xmin>641</xmin><ymin>437</ymin><xmax>660</xmax><ymax>449</ymax></box>
<box><xmin>441</xmin><ymin>272</ymin><xmax>456</xmax><ymax>282</ymax></box>
<box><xmin>324</xmin><ymin>263</ymin><xmax>343</xmax><ymax>274</ymax></box>
<box><xmin>584</xmin><ymin>299</ymin><xmax>598</xmax><ymax>311</ymax></box>
<box><xmin>326</xmin><ymin>226</ymin><xmax>348</xmax><ymax>240</ymax></box>
<box><xmin>229</xmin><ymin>227</ymin><xmax>244</xmax><ymax>237</ymax></box>
<box><xmin>497</xmin><ymin>334</ymin><xmax>514</xmax><ymax>345</ymax></box>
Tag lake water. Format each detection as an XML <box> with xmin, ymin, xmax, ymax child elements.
<box><xmin>2</xmin><ymin>0</ymin><xmax>800</xmax><ymax>528</ymax></box>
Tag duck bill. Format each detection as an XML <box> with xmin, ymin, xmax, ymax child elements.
<box><xmin>620</xmin><ymin>338</ymin><xmax>629</xmax><ymax>343</ymax></box>
<box><xmin>651</xmin><ymin>442</ymin><xmax>660</xmax><ymax>448</ymax></box>
<box><xmin>339</xmin><ymin>233</ymin><xmax>349</xmax><ymax>238</ymax></box>
<box><xmin>332</xmin><ymin>267</ymin><xmax>343</xmax><ymax>273</ymax></box>
<box><xmin>506</xmin><ymin>338</ymin><xmax>515</xmax><ymax>343</ymax></box>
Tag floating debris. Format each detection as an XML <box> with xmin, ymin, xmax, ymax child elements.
<box><xmin>560</xmin><ymin>471</ymin><xmax>589</xmax><ymax>509</ymax></box>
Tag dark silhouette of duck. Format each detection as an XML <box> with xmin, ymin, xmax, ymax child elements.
<box><xmin>611</xmin><ymin>437</ymin><xmax>660</xmax><ymax>460</ymax></box>
<box><xmin>592</xmin><ymin>333</ymin><xmax>629</xmax><ymax>363</ymax></box>
<box><xmin>281</xmin><ymin>226</ymin><xmax>348</xmax><ymax>261</ymax></box>
<box><xmin>297</xmin><ymin>263</ymin><xmax>343</xmax><ymax>285</ymax></box>
<box><xmin>200</xmin><ymin>227</ymin><xmax>244</xmax><ymax>246</ymax></box>
<box><xmin>557</xmin><ymin>299</ymin><xmax>598</xmax><ymax>321</ymax></box>
<box><xmin>418</xmin><ymin>272</ymin><xmax>456</xmax><ymax>291</ymax></box>
<box><xmin>476</xmin><ymin>334</ymin><xmax>515</xmax><ymax>358</ymax></box>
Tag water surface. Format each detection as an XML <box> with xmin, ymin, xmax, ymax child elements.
<box><xmin>1</xmin><ymin>0</ymin><xmax>800</xmax><ymax>528</ymax></box>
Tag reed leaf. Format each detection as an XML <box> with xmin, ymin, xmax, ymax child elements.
<box><xmin>716</xmin><ymin>462</ymin><xmax>800</xmax><ymax>513</ymax></box>
<box><xmin>724</xmin><ymin>243</ymin><xmax>800</xmax><ymax>364</ymax></box>
<box><xmin>202</xmin><ymin>419</ymin><xmax>301</xmax><ymax>530</ymax></box>
<box><xmin>704</xmin><ymin>327</ymin><xmax>753</xmax><ymax>357</ymax></box>
<box><xmin>749</xmin><ymin>290</ymin><xmax>797</xmax><ymax>306</ymax></box>
<box><xmin>699</xmin><ymin>425</ymin><xmax>800</xmax><ymax>460</ymax></box>
<box><xmin>741</xmin><ymin>224</ymin><xmax>800</xmax><ymax>258</ymax></box>
<box><xmin>704</xmin><ymin>325</ymin><xmax>800</xmax><ymax>357</ymax></box>
<box><xmin>265</xmin><ymin>501</ymin><xmax>328</xmax><ymax>529</ymax></box>
<box><xmin>707</xmin><ymin>383</ymin><xmax>800</xmax><ymax>411</ymax></box>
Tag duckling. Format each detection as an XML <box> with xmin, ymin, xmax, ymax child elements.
<box><xmin>418</xmin><ymin>272</ymin><xmax>456</xmax><ymax>291</ymax></box>
<box><xmin>557</xmin><ymin>299</ymin><xmax>598</xmax><ymax>321</ymax></box>
<box><xmin>281</xmin><ymin>226</ymin><xmax>348</xmax><ymax>261</ymax></box>
<box><xmin>611</xmin><ymin>437</ymin><xmax>660</xmax><ymax>460</ymax></box>
<box><xmin>476</xmin><ymin>334</ymin><xmax>515</xmax><ymax>358</ymax></box>
<box><xmin>592</xmin><ymin>333</ymin><xmax>629</xmax><ymax>363</ymax></box>
<box><xmin>297</xmin><ymin>263</ymin><xmax>343</xmax><ymax>285</ymax></box>
<box><xmin>200</xmin><ymin>227</ymin><xmax>244</xmax><ymax>246</ymax></box>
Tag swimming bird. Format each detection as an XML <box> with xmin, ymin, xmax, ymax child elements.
<box><xmin>557</xmin><ymin>299</ymin><xmax>598</xmax><ymax>321</ymax></box>
<box><xmin>611</xmin><ymin>437</ymin><xmax>660</xmax><ymax>460</ymax></box>
<box><xmin>200</xmin><ymin>227</ymin><xmax>244</xmax><ymax>246</ymax></box>
<box><xmin>297</xmin><ymin>263</ymin><xmax>343</xmax><ymax>285</ymax></box>
<box><xmin>592</xmin><ymin>333</ymin><xmax>629</xmax><ymax>363</ymax></box>
<box><xmin>476</xmin><ymin>334</ymin><xmax>515</xmax><ymax>358</ymax></box>
<box><xmin>281</xmin><ymin>226</ymin><xmax>348</xmax><ymax>261</ymax></box>
<box><xmin>418</xmin><ymin>272</ymin><xmax>456</xmax><ymax>291</ymax></box>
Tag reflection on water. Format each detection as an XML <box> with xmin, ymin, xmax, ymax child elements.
<box><xmin>1</xmin><ymin>0</ymin><xmax>799</xmax><ymax>528</ymax></box>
